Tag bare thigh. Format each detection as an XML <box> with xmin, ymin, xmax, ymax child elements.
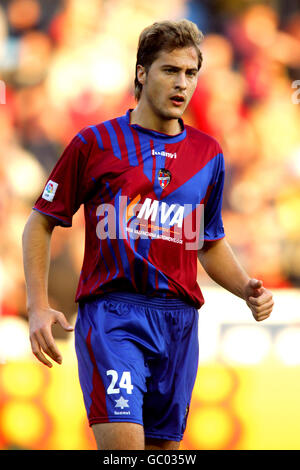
<box><xmin>92</xmin><ymin>422</ymin><xmax>145</xmax><ymax>450</ymax></box>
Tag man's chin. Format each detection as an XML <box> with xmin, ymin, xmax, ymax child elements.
<box><xmin>162</xmin><ymin>108</ymin><xmax>185</xmax><ymax>120</ymax></box>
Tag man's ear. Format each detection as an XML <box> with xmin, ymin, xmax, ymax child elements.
<box><xmin>136</xmin><ymin>65</ymin><xmax>146</xmax><ymax>86</ymax></box>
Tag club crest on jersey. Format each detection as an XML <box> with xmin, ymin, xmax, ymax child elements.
<box><xmin>158</xmin><ymin>168</ymin><xmax>171</xmax><ymax>189</ymax></box>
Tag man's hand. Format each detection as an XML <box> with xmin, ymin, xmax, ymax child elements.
<box><xmin>28</xmin><ymin>307</ymin><xmax>74</xmax><ymax>368</ymax></box>
<box><xmin>244</xmin><ymin>279</ymin><xmax>274</xmax><ymax>322</ymax></box>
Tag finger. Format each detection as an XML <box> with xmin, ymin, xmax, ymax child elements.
<box><xmin>248</xmin><ymin>294</ymin><xmax>273</xmax><ymax>306</ymax></box>
<box><xmin>252</xmin><ymin>304</ymin><xmax>273</xmax><ymax>319</ymax></box>
<box><xmin>249</xmin><ymin>279</ymin><xmax>263</xmax><ymax>290</ymax></box>
<box><xmin>55</xmin><ymin>312</ymin><xmax>74</xmax><ymax>332</ymax></box>
<box><xmin>251</xmin><ymin>287</ymin><xmax>264</xmax><ymax>298</ymax></box>
<box><xmin>35</xmin><ymin>331</ymin><xmax>59</xmax><ymax>364</ymax></box>
<box><xmin>253</xmin><ymin>310</ymin><xmax>272</xmax><ymax>321</ymax></box>
<box><xmin>251</xmin><ymin>299</ymin><xmax>274</xmax><ymax>314</ymax></box>
<box><xmin>40</xmin><ymin>328</ymin><xmax>62</xmax><ymax>364</ymax></box>
<box><xmin>248</xmin><ymin>296</ymin><xmax>264</xmax><ymax>306</ymax></box>
<box><xmin>30</xmin><ymin>334</ymin><xmax>53</xmax><ymax>368</ymax></box>
<box><xmin>246</xmin><ymin>279</ymin><xmax>264</xmax><ymax>298</ymax></box>
<box><xmin>255</xmin><ymin>311</ymin><xmax>272</xmax><ymax>322</ymax></box>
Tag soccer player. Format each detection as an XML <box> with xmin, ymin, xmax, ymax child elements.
<box><xmin>22</xmin><ymin>20</ymin><xmax>274</xmax><ymax>450</ymax></box>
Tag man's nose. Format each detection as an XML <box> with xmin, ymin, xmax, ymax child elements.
<box><xmin>174</xmin><ymin>72</ymin><xmax>187</xmax><ymax>89</ymax></box>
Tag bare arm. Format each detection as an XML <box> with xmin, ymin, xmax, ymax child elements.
<box><xmin>198</xmin><ymin>238</ymin><xmax>274</xmax><ymax>321</ymax></box>
<box><xmin>22</xmin><ymin>210</ymin><xmax>74</xmax><ymax>367</ymax></box>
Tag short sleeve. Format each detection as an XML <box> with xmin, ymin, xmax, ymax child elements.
<box><xmin>33</xmin><ymin>133</ymin><xmax>90</xmax><ymax>227</ymax></box>
<box><xmin>203</xmin><ymin>151</ymin><xmax>225</xmax><ymax>241</ymax></box>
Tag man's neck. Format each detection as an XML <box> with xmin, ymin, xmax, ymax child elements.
<box><xmin>130</xmin><ymin>102</ymin><xmax>182</xmax><ymax>136</ymax></box>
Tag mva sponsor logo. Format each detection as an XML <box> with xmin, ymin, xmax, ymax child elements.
<box><xmin>137</xmin><ymin>197</ymin><xmax>184</xmax><ymax>228</ymax></box>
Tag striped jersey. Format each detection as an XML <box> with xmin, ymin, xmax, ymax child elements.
<box><xmin>34</xmin><ymin>109</ymin><xmax>225</xmax><ymax>308</ymax></box>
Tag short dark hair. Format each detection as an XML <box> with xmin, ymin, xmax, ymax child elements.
<box><xmin>134</xmin><ymin>19</ymin><xmax>204</xmax><ymax>100</ymax></box>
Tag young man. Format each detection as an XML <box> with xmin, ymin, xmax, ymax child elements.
<box><xmin>22</xmin><ymin>20</ymin><xmax>274</xmax><ymax>450</ymax></box>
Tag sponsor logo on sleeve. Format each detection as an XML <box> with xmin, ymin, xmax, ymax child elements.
<box><xmin>42</xmin><ymin>180</ymin><xmax>58</xmax><ymax>202</ymax></box>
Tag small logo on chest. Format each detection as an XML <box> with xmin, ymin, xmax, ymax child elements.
<box><xmin>152</xmin><ymin>149</ymin><xmax>177</xmax><ymax>159</ymax></box>
<box><xmin>158</xmin><ymin>168</ymin><xmax>171</xmax><ymax>189</ymax></box>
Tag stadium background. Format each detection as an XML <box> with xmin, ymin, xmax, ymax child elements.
<box><xmin>0</xmin><ymin>0</ymin><xmax>300</xmax><ymax>450</ymax></box>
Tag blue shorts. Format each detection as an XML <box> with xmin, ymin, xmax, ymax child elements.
<box><xmin>75</xmin><ymin>292</ymin><xmax>199</xmax><ymax>442</ymax></box>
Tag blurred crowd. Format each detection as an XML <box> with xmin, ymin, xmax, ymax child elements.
<box><xmin>0</xmin><ymin>0</ymin><xmax>299</xmax><ymax>325</ymax></box>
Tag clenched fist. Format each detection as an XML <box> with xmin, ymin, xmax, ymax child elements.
<box><xmin>244</xmin><ymin>279</ymin><xmax>274</xmax><ymax>322</ymax></box>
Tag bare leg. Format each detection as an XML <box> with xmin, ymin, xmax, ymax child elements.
<box><xmin>92</xmin><ymin>422</ymin><xmax>145</xmax><ymax>450</ymax></box>
<box><xmin>145</xmin><ymin>438</ymin><xmax>181</xmax><ymax>450</ymax></box>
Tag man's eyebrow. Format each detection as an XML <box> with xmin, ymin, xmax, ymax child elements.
<box><xmin>161</xmin><ymin>64</ymin><xmax>180</xmax><ymax>69</ymax></box>
<box><xmin>186</xmin><ymin>67</ymin><xmax>199</xmax><ymax>73</ymax></box>
<box><xmin>161</xmin><ymin>64</ymin><xmax>198</xmax><ymax>72</ymax></box>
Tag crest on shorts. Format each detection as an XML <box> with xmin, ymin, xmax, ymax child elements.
<box><xmin>158</xmin><ymin>168</ymin><xmax>171</xmax><ymax>189</ymax></box>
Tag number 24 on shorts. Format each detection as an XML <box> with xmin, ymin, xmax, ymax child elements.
<box><xmin>106</xmin><ymin>370</ymin><xmax>134</xmax><ymax>395</ymax></box>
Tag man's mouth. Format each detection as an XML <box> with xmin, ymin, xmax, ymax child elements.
<box><xmin>170</xmin><ymin>95</ymin><xmax>185</xmax><ymax>106</ymax></box>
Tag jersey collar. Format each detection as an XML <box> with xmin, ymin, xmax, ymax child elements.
<box><xmin>125</xmin><ymin>109</ymin><xmax>187</xmax><ymax>143</ymax></box>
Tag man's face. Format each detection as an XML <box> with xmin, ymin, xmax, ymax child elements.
<box><xmin>137</xmin><ymin>46</ymin><xmax>199</xmax><ymax>121</ymax></box>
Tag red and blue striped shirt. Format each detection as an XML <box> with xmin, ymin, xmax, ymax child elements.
<box><xmin>34</xmin><ymin>109</ymin><xmax>225</xmax><ymax>309</ymax></box>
